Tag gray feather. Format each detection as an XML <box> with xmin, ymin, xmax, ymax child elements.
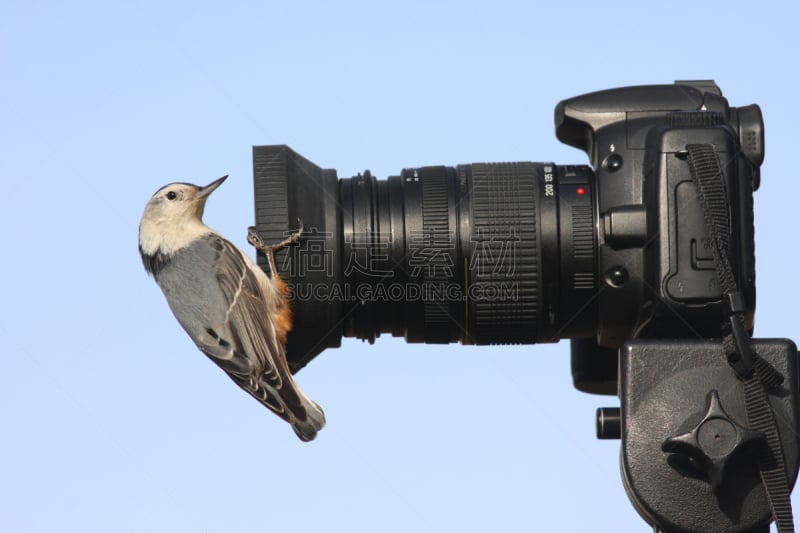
<box><xmin>155</xmin><ymin>233</ymin><xmax>324</xmax><ymax>440</ymax></box>
<box><xmin>139</xmin><ymin>246</ymin><xmax>172</xmax><ymax>278</ymax></box>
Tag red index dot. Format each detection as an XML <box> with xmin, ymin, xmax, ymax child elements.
<box><xmin>576</xmin><ymin>187</ymin><xmax>586</xmax><ymax>195</ymax></box>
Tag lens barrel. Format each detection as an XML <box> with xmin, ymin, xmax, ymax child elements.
<box><xmin>253</xmin><ymin>146</ymin><xmax>597</xmax><ymax>372</ymax></box>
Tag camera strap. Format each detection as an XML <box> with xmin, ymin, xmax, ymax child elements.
<box><xmin>685</xmin><ymin>143</ymin><xmax>795</xmax><ymax>532</ymax></box>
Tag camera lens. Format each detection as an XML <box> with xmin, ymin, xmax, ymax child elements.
<box><xmin>253</xmin><ymin>146</ymin><xmax>597</xmax><ymax>372</ymax></box>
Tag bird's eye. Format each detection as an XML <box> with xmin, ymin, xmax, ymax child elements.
<box><xmin>166</xmin><ymin>191</ymin><xmax>178</xmax><ymax>200</ymax></box>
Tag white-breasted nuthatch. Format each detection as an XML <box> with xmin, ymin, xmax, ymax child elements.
<box><xmin>138</xmin><ymin>176</ymin><xmax>325</xmax><ymax>441</ymax></box>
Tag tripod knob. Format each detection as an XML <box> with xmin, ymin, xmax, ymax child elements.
<box><xmin>662</xmin><ymin>389</ymin><xmax>765</xmax><ymax>495</ymax></box>
<box><xmin>596</xmin><ymin>407</ymin><xmax>621</xmax><ymax>439</ymax></box>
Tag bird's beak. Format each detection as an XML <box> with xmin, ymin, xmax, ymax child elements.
<box><xmin>197</xmin><ymin>175</ymin><xmax>228</xmax><ymax>199</ymax></box>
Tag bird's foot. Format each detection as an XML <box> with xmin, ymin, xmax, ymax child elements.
<box><xmin>247</xmin><ymin>220</ymin><xmax>304</xmax><ymax>277</ymax></box>
<box><xmin>247</xmin><ymin>219</ymin><xmax>304</xmax><ymax>252</ymax></box>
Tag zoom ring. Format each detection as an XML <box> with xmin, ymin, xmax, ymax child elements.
<box><xmin>469</xmin><ymin>163</ymin><xmax>539</xmax><ymax>343</ymax></box>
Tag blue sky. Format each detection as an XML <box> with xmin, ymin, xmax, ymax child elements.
<box><xmin>2</xmin><ymin>1</ymin><xmax>799</xmax><ymax>531</ymax></box>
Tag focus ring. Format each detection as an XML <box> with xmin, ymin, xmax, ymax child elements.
<box><xmin>420</xmin><ymin>169</ymin><xmax>453</xmax><ymax>342</ymax></box>
<box><xmin>468</xmin><ymin>163</ymin><xmax>539</xmax><ymax>343</ymax></box>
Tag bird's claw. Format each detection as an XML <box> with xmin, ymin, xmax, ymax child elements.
<box><xmin>246</xmin><ymin>226</ymin><xmax>265</xmax><ymax>249</ymax></box>
<box><xmin>247</xmin><ymin>220</ymin><xmax>304</xmax><ymax>278</ymax></box>
<box><xmin>288</xmin><ymin>218</ymin><xmax>304</xmax><ymax>244</ymax></box>
<box><xmin>246</xmin><ymin>219</ymin><xmax>304</xmax><ymax>253</ymax></box>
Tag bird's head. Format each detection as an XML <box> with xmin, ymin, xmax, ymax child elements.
<box><xmin>139</xmin><ymin>175</ymin><xmax>228</xmax><ymax>255</ymax></box>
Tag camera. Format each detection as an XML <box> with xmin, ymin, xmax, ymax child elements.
<box><xmin>252</xmin><ymin>81</ymin><xmax>762</xmax><ymax>381</ymax></box>
<box><xmin>251</xmin><ymin>81</ymin><xmax>798</xmax><ymax>532</ymax></box>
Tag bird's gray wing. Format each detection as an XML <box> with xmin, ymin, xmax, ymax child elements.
<box><xmin>211</xmin><ymin>238</ymin><xmax>310</xmax><ymax>422</ymax></box>
<box><xmin>158</xmin><ymin>233</ymin><xmax>305</xmax><ymax>425</ymax></box>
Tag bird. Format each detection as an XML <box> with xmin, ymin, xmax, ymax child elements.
<box><xmin>138</xmin><ymin>175</ymin><xmax>325</xmax><ymax>441</ymax></box>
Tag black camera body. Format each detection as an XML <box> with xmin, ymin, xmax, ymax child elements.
<box><xmin>252</xmin><ymin>81</ymin><xmax>798</xmax><ymax>532</ymax></box>
<box><xmin>561</xmin><ymin>81</ymin><xmax>764</xmax><ymax>394</ymax></box>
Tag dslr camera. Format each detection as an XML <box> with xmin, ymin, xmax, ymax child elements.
<box><xmin>251</xmin><ymin>81</ymin><xmax>798</xmax><ymax>532</ymax></box>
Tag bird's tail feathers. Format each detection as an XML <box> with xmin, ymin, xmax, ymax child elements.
<box><xmin>292</xmin><ymin>397</ymin><xmax>326</xmax><ymax>442</ymax></box>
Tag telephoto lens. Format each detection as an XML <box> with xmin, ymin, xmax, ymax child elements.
<box><xmin>252</xmin><ymin>145</ymin><xmax>596</xmax><ymax>372</ymax></box>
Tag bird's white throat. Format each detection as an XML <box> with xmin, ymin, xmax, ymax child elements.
<box><xmin>139</xmin><ymin>216</ymin><xmax>213</xmax><ymax>256</ymax></box>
